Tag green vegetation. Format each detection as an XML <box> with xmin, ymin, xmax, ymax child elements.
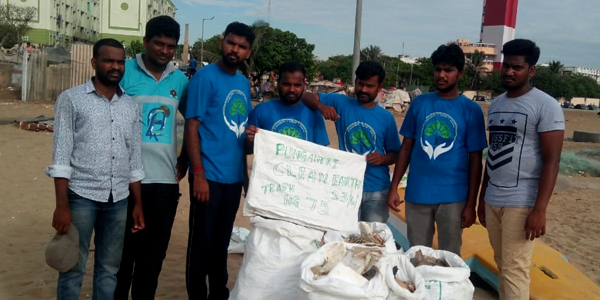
<box><xmin>0</xmin><ymin>4</ymin><xmax>37</xmax><ymax>47</ymax></box>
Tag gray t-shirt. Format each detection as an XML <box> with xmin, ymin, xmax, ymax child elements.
<box><xmin>485</xmin><ymin>88</ymin><xmax>565</xmax><ymax>207</ymax></box>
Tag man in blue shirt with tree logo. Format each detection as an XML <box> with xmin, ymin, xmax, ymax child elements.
<box><xmin>387</xmin><ymin>43</ymin><xmax>487</xmax><ymax>255</ymax></box>
<box><xmin>245</xmin><ymin>61</ymin><xmax>329</xmax><ymax>148</ymax></box>
<box><xmin>184</xmin><ymin>22</ymin><xmax>255</xmax><ymax>300</ymax></box>
<box><xmin>303</xmin><ymin>61</ymin><xmax>401</xmax><ymax>223</ymax></box>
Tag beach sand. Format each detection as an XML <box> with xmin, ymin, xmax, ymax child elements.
<box><xmin>1</xmin><ymin>98</ymin><xmax>599</xmax><ymax>299</ymax></box>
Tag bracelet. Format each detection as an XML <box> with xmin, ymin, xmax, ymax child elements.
<box><xmin>192</xmin><ymin>167</ymin><xmax>204</xmax><ymax>174</ymax></box>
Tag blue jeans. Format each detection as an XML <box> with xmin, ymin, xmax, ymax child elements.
<box><xmin>57</xmin><ymin>191</ymin><xmax>128</xmax><ymax>300</ymax></box>
<box><xmin>359</xmin><ymin>189</ymin><xmax>389</xmax><ymax>223</ymax></box>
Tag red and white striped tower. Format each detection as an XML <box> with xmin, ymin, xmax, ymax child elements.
<box><xmin>480</xmin><ymin>0</ymin><xmax>519</xmax><ymax>70</ymax></box>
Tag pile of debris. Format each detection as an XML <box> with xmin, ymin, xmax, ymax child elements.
<box><xmin>15</xmin><ymin>115</ymin><xmax>54</xmax><ymax>132</ymax></box>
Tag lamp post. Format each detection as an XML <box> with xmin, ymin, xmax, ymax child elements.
<box><xmin>351</xmin><ymin>0</ymin><xmax>362</xmax><ymax>83</ymax></box>
<box><xmin>201</xmin><ymin>16</ymin><xmax>215</xmax><ymax>64</ymax></box>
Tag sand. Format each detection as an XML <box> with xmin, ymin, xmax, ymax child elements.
<box><xmin>1</xmin><ymin>98</ymin><xmax>600</xmax><ymax>299</ymax></box>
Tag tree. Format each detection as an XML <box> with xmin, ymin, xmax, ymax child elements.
<box><xmin>466</xmin><ymin>50</ymin><xmax>487</xmax><ymax>91</ymax></box>
<box><xmin>126</xmin><ymin>40</ymin><xmax>144</xmax><ymax>58</ymax></box>
<box><xmin>548</xmin><ymin>60</ymin><xmax>564</xmax><ymax>74</ymax></box>
<box><xmin>0</xmin><ymin>4</ymin><xmax>37</xmax><ymax>48</ymax></box>
<box><xmin>360</xmin><ymin>45</ymin><xmax>383</xmax><ymax>63</ymax></box>
<box><xmin>317</xmin><ymin>55</ymin><xmax>353</xmax><ymax>83</ymax></box>
<box><xmin>191</xmin><ymin>35</ymin><xmax>221</xmax><ymax>63</ymax></box>
<box><xmin>246</xmin><ymin>22</ymin><xmax>315</xmax><ymax>74</ymax></box>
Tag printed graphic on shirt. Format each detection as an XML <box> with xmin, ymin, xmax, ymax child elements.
<box><xmin>222</xmin><ymin>89</ymin><xmax>248</xmax><ymax>139</ymax></box>
<box><xmin>487</xmin><ymin>111</ymin><xmax>527</xmax><ymax>188</ymax></box>
<box><xmin>343</xmin><ymin>121</ymin><xmax>376</xmax><ymax>154</ymax></box>
<box><xmin>419</xmin><ymin>112</ymin><xmax>457</xmax><ymax>160</ymax></box>
<box><xmin>142</xmin><ymin>103</ymin><xmax>174</xmax><ymax>144</ymax></box>
<box><xmin>271</xmin><ymin>119</ymin><xmax>308</xmax><ymax>140</ymax></box>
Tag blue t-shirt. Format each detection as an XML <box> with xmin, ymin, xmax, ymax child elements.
<box><xmin>319</xmin><ymin>93</ymin><xmax>401</xmax><ymax>192</ymax></box>
<box><xmin>121</xmin><ymin>55</ymin><xmax>188</xmax><ymax>184</ymax></box>
<box><xmin>249</xmin><ymin>99</ymin><xmax>329</xmax><ymax>146</ymax></box>
<box><xmin>186</xmin><ymin>63</ymin><xmax>252</xmax><ymax>184</ymax></box>
<box><xmin>400</xmin><ymin>92</ymin><xmax>487</xmax><ymax>204</ymax></box>
<box><xmin>189</xmin><ymin>59</ymin><xmax>198</xmax><ymax>69</ymax></box>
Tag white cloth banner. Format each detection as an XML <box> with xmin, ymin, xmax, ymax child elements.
<box><xmin>244</xmin><ymin>129</ymin><xmax>367</xmax><ymax>231</ymax></box>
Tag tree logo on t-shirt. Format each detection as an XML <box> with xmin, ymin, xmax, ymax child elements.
<box><xmin>222</xmin><ymin>89</ymin><xmax>249</xmax><ymax>139</ymax></box>
<box><xmin>272</xmin><ymin>119</ymin><xmax>308</xmax><ymax>140</ymax></box>
<box><xmin>420</xmin><ymin>112</ymin><xmax>457</xmax><ymax>160</ymax></box>
<box><xmin>343</xmin><ymin>122</ymin><xmax>376</xmax><ymax>154</ymax></box>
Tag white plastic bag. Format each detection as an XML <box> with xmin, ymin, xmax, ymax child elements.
<box><xmin>404</xmin><ymin>246</ymin><xmax>474</xmax><ymax>300</ymax></box>
<box><xmin>298</xmin><ymin>242</ymin><xmax>389</xmax><ymax>300</ymax></box>
<box><xmin>230</xmin><ymin>216</ymin><xmax>324</xmax><ymax>300</ymax></box>
<box><xmin>383</xmin><ymin>253</ymin><xmax>428</xmax><ymax>300</ymax></box>
<box><xmin>323</xmin><ymin>221</ymin><xmax>398</xmax><ymax>254</ymax></box>
<box><xmin>228</xmin><ymin>226</ymin><xmax>250</xmax><ymax>254</ymax></box>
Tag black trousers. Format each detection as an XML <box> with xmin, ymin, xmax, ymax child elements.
<box><xmin>186</xmin><ymin>176</ymin><xmax>243</xmax><ymax>300</ymax></box>
<box><xmin>115</xmin><ymin>183</ymin><xmax>180</xmax><ymax>300</ymax></box>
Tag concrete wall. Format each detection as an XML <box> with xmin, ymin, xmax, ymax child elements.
<box><xmin>569</xmin><ymin>97</ymin><xmax>600</xmax><ymax>106</ymax></box>
<box><xmin>0</xmin><ymin>62</ymin><xmax>23</xmax><ymax>88</ymax></box>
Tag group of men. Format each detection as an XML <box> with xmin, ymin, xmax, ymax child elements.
<box><xmin>46</xmin><ymin>15</ymin><xmax>563</xmax><ymax>300</ymax></box>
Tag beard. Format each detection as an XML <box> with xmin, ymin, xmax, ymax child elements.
<box><xmin>96</xmin><ymin>70</ymin><xmax>123</xmax><ymax>86</ymax></box>
<box><xmin>279</xmin><ymin>88</ymin><xmax>303</xmax><ymax>105</ymax></box>
<box><xmin>501</xmin><ymin>77</ymin><xmax>526</xmax><ymax>91</ymax></box>
<box><xmin>222</xmin><ymin>52</ymin><xmax>242</xmax><ymax>68</ymax></box>
<box><xmin>435</xmin><ymin>83</ymin><xmax>456</xmax><ymax>94</ymax></box>
<box><xmin>356</xmin><ymin>91</ymin><xmax>376</xmax><ymax>103</ymax></box>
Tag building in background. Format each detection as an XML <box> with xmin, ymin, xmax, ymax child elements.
<box><xmin>456</xmin><ymin>38</ymin><xmax>495</xmax><ymax>73</ymax></box>
<box><xmin>563</xmin><ymin>67</ymin><xmax>600</xmax><ymax>85</ymax></box>
<box><xmin>7</xmin><ymin>0</ymin><xmax>176</xmax><ymax>47</ymax></box>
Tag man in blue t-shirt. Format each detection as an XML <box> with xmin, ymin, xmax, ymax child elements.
<box><xmin>184</xmin><ymin>22</ymin><xmax>255</xmax><ymax>300</ymax></box>
<box><xmin>303</xmin><ymin>61</ymin><xmax>401</xmax><ymax>223</ymax></box>
<box><xmin>188</xmin><ymin>56</ymin><xmax>198</xmax><ymax>78</ymax></box>
<box><xmin>387</xmin><ymin>44</ymin><xmax>487</xmax><ymax>255</ymax></box>
<box><xmin>245</xmin><ymin>62</ymin><xmax>329</xmax><ymax>148</ymax></box>
<box><xmin>115</xmin><ymin>16</ymin><xmax>188</xmax><ymax>300</ymax></box>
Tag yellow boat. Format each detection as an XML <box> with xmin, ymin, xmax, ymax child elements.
<box><xmin>387</xmin><ymin>189</ymin><xmax>600</xmax><ymax>300</ymax></box>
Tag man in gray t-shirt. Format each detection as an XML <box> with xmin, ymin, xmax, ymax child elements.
<box><xmin>478</xmin><ymin>39</ymin><xmax>564</xmax><ymax>300</ymax></box>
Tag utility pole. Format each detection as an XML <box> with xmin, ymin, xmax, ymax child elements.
<box><xmin>201</xmin><ymin>16</ymin><xmax>215</xmax><ymax>64</ymax></box>
<box><xmin>351</xmin><ymin>0</ymin><xmax>362</xmax><ymax>83</ymax></box>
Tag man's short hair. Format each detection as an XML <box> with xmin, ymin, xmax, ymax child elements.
<box><xmin>145</xmin><ymin>15</ymin><xmax>180</xmax><ymax>42</ymax></box>
<box><xmin>93</xmin><ymin>38</ymin><xmax>124</xmax><ymax>58</ymax></box>
<box><xmin>502</xmin><ymin>39</ymin><xmax>540</xmax><ymax>66</ymax></box>
<box><xmin>431</xmin><ymin>43</ymin><xmax>465</xmax><ymax>72</ymax></box>
<box><xmin>355</xmin><ymin>61</ymin><xmax>385</xmax><ymax>84</ymax></box>
<box><xmin>223</xmin><ymin>22</ymin><xmax>255</xmax><ymax>46</ymax></box>
<box><xmin>278</xmin><ymin>62</ymin><xmax>306</xmax><ymax>79</ymax></box>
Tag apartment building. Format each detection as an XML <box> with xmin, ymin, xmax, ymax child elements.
<box><xmin>7</xmin><ymin>0</ymin><xmax>175</xmax><ymax>46</ymax></box>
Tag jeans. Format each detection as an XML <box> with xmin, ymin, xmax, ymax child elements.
<box><xmin>115</xmin><ymin>183</ymin><xmax>180</xmax><ymax>300</ymax></box>
<box><xmin>405</xmin><ymin>200</ymin><xmax>466</xmax><ymax>255</ymax></box>
<box><xmin>57</xmin><ymin>191</ymin><xmax>128</xmax><ymax>300</ymax></box>
<box><xmin>359</xmin><ymin>189</ymin><xmax>390</xmax><ymax>223</ymax></box>
<box><xmin>186</xmin><ymin>176</ymin><xmax>243</xmax><ymax>300</ymax></box>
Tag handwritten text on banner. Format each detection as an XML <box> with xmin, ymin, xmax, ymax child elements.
<box><xmin>244</xmin><ymin>130</ymin><xmax>367</xmax><ymax>231</ymax></box>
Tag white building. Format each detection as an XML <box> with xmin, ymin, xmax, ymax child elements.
<box><xmin>563</xmin><ymin>66</ymin><xmax>600</xmax><ymax>85</ymax></box>
<box><xmin>7</xmin><ymin>0</ymin><xmax>175</xmax><ymax>47</ymax></box>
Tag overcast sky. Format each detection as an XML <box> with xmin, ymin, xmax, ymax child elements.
<box><xmin>174</xmin><ymin>0</ymin><xmax>600</xmax><ymax>69</ymax></box>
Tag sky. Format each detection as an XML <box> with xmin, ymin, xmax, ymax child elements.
<box><xmin>173</xmin><ymin>0</ymin><xmax>600</xmax><ymax>70</ymax></box>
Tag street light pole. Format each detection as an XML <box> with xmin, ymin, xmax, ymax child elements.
<box><xmin>351</xmin><ymin>0</ymin><xmax>362</xmax><ymax>83</ymax></box>
<box><xmin>201</xmin><ymin>16</ymin><xmax>215</xmax><ymax>64</ymax></box>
